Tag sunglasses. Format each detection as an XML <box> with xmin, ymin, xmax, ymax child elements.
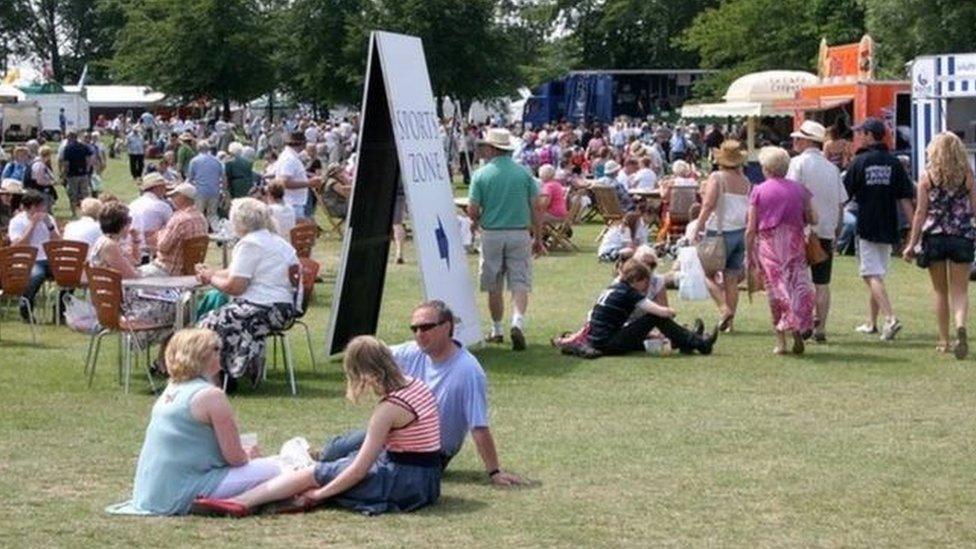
<box><xmin>410</xmin><ymin>320</ymin><xmax>445</xmax><ymax>333</ymax></box>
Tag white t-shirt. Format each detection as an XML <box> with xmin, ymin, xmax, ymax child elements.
<box><xmin>598</xmin><ymin>224</ymin><xmax>633</xmax><ymax>257</ymax></box>
<box><xmin>787</xmin><ymin>148</ymin><xmax>848</xmax><ymax>239</ymax></box>
<box><xmin>304</xmin><ymin>126</ymin><xmax>320</xmax><ymax>144</ymax></box>
<box><xmin>274</xmin><ymin>146</ymin><xmax>309</xmax><ymax>208</ymax></box>
<box><xmin>62</xmin><ymin>216</ymin><xmax>103</xmax><ymax>260</ymax></box>
<box><xmin>8</xmin><ymin>211</ymin><xmax>53</xmax><ymax>261</ymax></box>
<box><xmin>269</xmin><ymin>203</ymin><xmax>296</xmax><ymax>236</ymax></box>
<box><xmin>634</xmin><ymin>168</ymin><xmax>658</xmax><ymax>190</ymax></box>
<box><xmin>229</xmin><ymin>229</ymin><xmax>299</xmax><ymax>305</ymax></box>
<box><xmin>129</xmin><ymin>193</ymin><xmax>173</xmax><ymax>235</ymax></box>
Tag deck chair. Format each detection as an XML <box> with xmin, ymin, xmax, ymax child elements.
<box><xmin>542</xmin><ymin>197</ymin><xmax>582</xmax><ymax>252</ymax></box>
<box><xmin>663</xmin><ymin>185</ymin><xmax>698</xmax><ymax>242</ymax></box>
<box><xmin>590</xmin><ymin>185</ymin><xmax>625</xmax><ymax>241</ymax></box>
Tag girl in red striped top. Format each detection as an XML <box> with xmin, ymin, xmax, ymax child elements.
<box><xmin>194</xmin><ymin>336</ymin><xmax>442</xmax><ymax>516</ymax></box>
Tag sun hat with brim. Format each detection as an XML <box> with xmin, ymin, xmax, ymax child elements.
<box><xmin>629</xmin><ymin>141</ymin><xmax>647</xmax><ymax>156</ymax></box>
<box><xmin>477</xmin><ymin>128</ymin><xmax>516</xmax><ymax>151</ymax></box>
<box><xmin>0</xmin><ymin>178</ymin><xmax>25</xmax><ymax>194</ymax></box>
<box><xmin>166</xmin><ymin>182</ymin><xmax>198</xmax><ymax>200</ymax></box>
<box><xmin>603</xmin><ymin>160</ymin><xmax>622</xmax><ymax>175</ymax></box>
<box><xmin>790</xmin><ymin>120</ymin><xmax>826</xmax><ymax>143</ymax></box>
<box><xmin>139</xmin><ymin>172</ymin><xmax>168</xmax><ymax>192</ymax></box>
<box><xmin>179</xmin><ymin>132</ymin><xmax>195</xmax><ymax>142</ymax></box>
<box><xmin>713</xmin><ymin>140</ymin><xmax>748</xmax><ymax>168</ymax></box>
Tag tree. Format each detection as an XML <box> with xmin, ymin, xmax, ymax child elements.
<box><xmin>679</xmin><ymin>0</ymin><xmax>864</xmax><ymax>99</ymax></box>
<box><xmin>865</xmin><ymin>0</ymin><xmax>976</xmax><ymax>77</ymax></box>
<box><xmin>4</xmin><ymin>0</ymin><xmax>124</xmax><ymax>83</ymax></box>
<box><xmin>557</xmin><ymin>0</ymin><xmax>719</xmax><ymax>70</ymax></box>
<box><xmin>113</xmin><ymin>0</ymin><xmax>275</xmax><ymax>119</ymax></box>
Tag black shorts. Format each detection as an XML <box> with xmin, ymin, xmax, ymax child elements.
<box><xmin>810</xmin><ymin>238</ymin><xmax>834</xmax><ymax>285</ymax></box>
<box><xmin>917</xmin><ymin>234</ymin><xmax>975</xmax><ymax>268</ymax></box>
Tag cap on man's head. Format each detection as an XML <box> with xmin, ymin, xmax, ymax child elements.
<box><xmin>166</xmin><ymin>182</ymin><xmax>198</xmax><ymax>200</ymax></box>
<box><xmin>853</xmin><ymin>117</ymin><xmax>886</xmax><ymax>137</ymax></box>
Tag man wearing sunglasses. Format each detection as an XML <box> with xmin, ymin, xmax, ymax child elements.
<box><xmin>320</xmin><ymin>300</ymin><xmax>525</xmax><ymax>486</ymax></box>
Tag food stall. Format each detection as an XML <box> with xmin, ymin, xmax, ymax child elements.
<box><xmin>775</xmin><ymin>36</ymin><xmax>910</xmax><ymax>153</ymax></box>
<box><xmin>681</xmin><ymin>70</ymin><xmax>818</xmax><ymax>181</ymax></box>
<box><xmin>911</xmin><ymin>52</ymin><xmax>976</xmax><ymax>176</ymax></box>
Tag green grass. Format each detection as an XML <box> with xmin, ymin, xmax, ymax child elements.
<box><xmin>1</xmin><ymin>153</ymin><xmax>975</xmax><ymax>547</ymax></box>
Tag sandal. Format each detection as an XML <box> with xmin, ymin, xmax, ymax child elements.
<box><xmin>772</xmin><ymin>347</ymin><xmax>788</xmax><ymax>355</ymax></box>
<box><xmin>718</xmin><ymin>313</ymin><xmax>735</xmax><ymax>332</ymax></box>
<box><xmin>191</xmin><ymin>497</ymin><xmax>251</xmax><ymax>518</ymax></box>
<box><xmin>935</xmin><ymin>342</ymin><xmax>950</xmax><ymax>354</ymax></box>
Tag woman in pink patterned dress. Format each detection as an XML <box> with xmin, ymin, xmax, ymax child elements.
<box><xmin>746</xmin><ymin>146</ymin><xmax>817</xmax><ymax>355</ymax></box>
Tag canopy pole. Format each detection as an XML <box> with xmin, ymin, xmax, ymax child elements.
<box><xmin>747</xmin><ymin>116</ymin><xmax>757</xmax><ymax>160</ymax></box>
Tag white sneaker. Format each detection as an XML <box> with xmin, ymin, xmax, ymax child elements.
<box><xmin>854</xmin><ymin>323</ymin><xmax>877</xmax><ymax>334</ymax></box>
<box><xmin>880</xmin><ymin>318</ymin><xmax>902</xmax><ymax>341</ymax></box>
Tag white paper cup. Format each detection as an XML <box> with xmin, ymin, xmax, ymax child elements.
<box><xmin>643</xmin><ymin>339</ymin><xmax>663</xmax><ymax>354</ymax></box>
<box><xmin>240</xmin><ymin>432</ymin><xmax>257</xmax><ymax>448</ymax></box>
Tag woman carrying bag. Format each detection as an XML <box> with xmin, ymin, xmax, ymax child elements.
<box><xmin>902</xmin><ymin>132</ymin><xmax>976</xmax><ymax>359</ymax></box>
<box><xmin>693</xmin><ymin>140</ymin><xmax>751</xmax><ymax>332</ymax></box>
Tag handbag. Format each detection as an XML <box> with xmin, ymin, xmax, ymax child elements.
<box><xmin>696</xmin><ymin>173</ymin><xmax>726</xmax><ymax>275</ymax></box>
<box><xmin>805</xmin><ymin>232</ymin><xmax>828</xmax><ymax>265</ymax></box>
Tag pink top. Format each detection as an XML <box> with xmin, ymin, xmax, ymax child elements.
<box><xmin>541</xmin><ymin>180</ymin><xmax>568</xmax><ymax>218</ymax></box>
<box><xmin>749</xmin><ymin>177</ymin><xmax>811</xmax><ymax>232</ymax></box>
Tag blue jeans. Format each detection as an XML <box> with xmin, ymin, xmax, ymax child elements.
<box><xmin>320</xmin><ymin>429</ymin><xmax>454</xmax><ymax>469</ymax></box>
<box><xmin>23</xmin><ymin>260</ymin><xmax>51</xmax><ymax>308</ymax></box>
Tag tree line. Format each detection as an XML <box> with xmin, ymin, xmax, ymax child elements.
<box><xmin>1</xmin><ymin>0</ymin><xmax>974</xmax><ymax>116</ymax></box>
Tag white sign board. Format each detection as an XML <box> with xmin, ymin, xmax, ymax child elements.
<box><xmin>375</xmin><ymin>31</ymin><xmax>481</xmax><ymax>346</ymax></box>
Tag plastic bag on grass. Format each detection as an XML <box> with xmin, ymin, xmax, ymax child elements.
<box><xmin>677</xmin><ymin>246</ymin><xmax>709</xmax><ymax>301</ymax></box>
<box><xmin>64</xmin><ymin>294</ymin><xmax>99</xmax><ymax>334</ymax></box>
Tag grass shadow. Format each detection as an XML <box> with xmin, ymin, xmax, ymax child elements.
<box><xmin>800</xmin><ymin>351</ymin><xmax>912</xmax><ymax>365</ymax></box>
<box><xmin>472</xmin><ymin>346</ymin><xmax>580</xmax><ymax>378</ymax></box>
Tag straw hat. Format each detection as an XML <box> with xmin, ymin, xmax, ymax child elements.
<box><xmin>603</xmin><ymin>160</ymin><xmax>622</xmax><ymax>175</ymax></box>
<box><xmin>713</xmin><ymin>140</ymin><xmax>748</xmax><ymax>168</ymax></box>
<box><xmin>629</xmin><ymin>141</ymin><xmax>647</xmax><ymax>156</ymax></box>
<box><xmin>478</xmin><ymin>128</ymin><xmax>516</xmax><ymax>151</ymax></box>
<box><xmin>0</xmin><ymin>178</ymin><xmax>25</xmax><ymax>194</ymax></box>
<box><xmin>166</xmin><ymin>182</ymin><xmax>198</xmax><ymax>200</ymax></box>
<box><xmin>790</xmin><ymin>120</ymin><xmax>826</xmax><ymax>143</ymax></box>
<box><xmin>139</xmin><ymin>172</ymin><xmax>168</xmax><ymax>192</ymax></box>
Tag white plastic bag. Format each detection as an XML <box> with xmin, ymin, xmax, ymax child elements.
<box><xmin>276</xmin><ymin>437</ymin><xmax>315</xmax><ymax>471</ymax></box>
<box><xmin>677</xmin><ymin>246</ymin><xmax>709</xmax><ymax>301</ymax></box>
<box><xmin>64</xmin><ymin>294</ymin><xmax>99</xmax><ymax>334</ymax></box>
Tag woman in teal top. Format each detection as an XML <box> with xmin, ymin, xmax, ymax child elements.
<box><xmin>109</xmin><ymin>328</ymin><xmax>280</xmax><ymax>515</ymax></box>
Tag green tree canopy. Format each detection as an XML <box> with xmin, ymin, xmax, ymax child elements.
<box><xmin>113</xmin><ymin>0</ymin><xmax>274</xmax><ymax>118</ymax></box>
<box><xmin>679</xmin><ymin>0</ymin><xmax>864</xmax><ymax>99</ymax></box>
<box><xmin>865</xmin><ymin>0</ymin><xmax>976</xmax><ymax>78</ymax></box>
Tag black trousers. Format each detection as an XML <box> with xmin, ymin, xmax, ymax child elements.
<box><xmin>129</xmin><ymin>154</ymin><xmax>145</xmax><ymax>179</ymax></box>
<box><xmin>594</xmin><ymin>313</ymin><xmax>700</xmax><ymax>355</ymax></box>
<box><xmin>459</xmin><ymin>153</ymin><xmax>471</xmax><ymax>185</ymax></box>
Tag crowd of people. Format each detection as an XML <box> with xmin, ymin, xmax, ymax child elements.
<box><xmin>2</xmin><ymin>104</ymin><xmax>975</xmax><ymax>518</ymax></box>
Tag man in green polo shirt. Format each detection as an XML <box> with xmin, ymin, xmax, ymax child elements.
<box><xmin>467</xmin><ymin>127</ymin><xmax>545</xmax><ymax>351</ymax></box>
<box><xmin>224</xmin><ymin>142</ymin><xmax>255</xmax><ymax>198</ymax></box>
<box><xmin>176</xmin><ymin>132</ymin><xmax>196</xmax><ymax>178</ymax></box>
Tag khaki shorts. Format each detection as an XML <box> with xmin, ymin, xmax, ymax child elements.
<box><xmin>479</xmin><ymin>229</ymin><xmax>532</xmax><ymax>293</ymax></box>
<box><xmin>66</xmin><ymin>175</ymin><xmax>91</xmax><ymax>204</ymax></box>
<box><xmin>858</xmin><ymin>238</ymin><xmax>891</xmax><ymax>278</ymax></box>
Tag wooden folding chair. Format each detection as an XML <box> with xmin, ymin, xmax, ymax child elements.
<box><xmin>590</xmin><ymin>185</ymin><xmax>625</xmax><ymax>241</ymax></box>
<box><xmin>0</xmin><ymin>246</ymin><xmax>39</xmax><ymax>343</ymax></box>
<box><xmin>542</xmin><ymin>198</ymin><xmax>582</xmax><ymax>252</ymax></box>
<box><xmin>180</xmin><ymin>235</ymin><xmax>209</xmax><ymax>275</ymax></box>
<box><xmin>664</xmin><ymin>186</ymin><xmax>698</xmax><ymax>242</ymax></box>
<box><xmin>43</xmin><ymin>240</ymin><xmax>89</xmax><ymax>324</ymax></box>
<box><xmin>290</xmin><ymin>224</ymin><xmax>318</xmax><ymax>259</ymax></box>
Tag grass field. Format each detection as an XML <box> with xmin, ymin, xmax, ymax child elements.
<box><xmin>1</xmin><ymin>153</ymin><xmax>975</xmax><ymax>547</ymax></box>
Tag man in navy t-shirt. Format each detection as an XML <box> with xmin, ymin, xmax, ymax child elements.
<box><xmin>843</xmin><ymin>118</ymin><xmax>915</xmax><ymax>341</ymax></box>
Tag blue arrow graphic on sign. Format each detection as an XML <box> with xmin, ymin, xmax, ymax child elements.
<box><xmin>435</xmin><ymin>215</ymin><xmax>450</xmax><ymax>270</ymax></box>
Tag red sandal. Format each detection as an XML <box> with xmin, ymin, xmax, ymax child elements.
<box><xmin>191</xmin><ymin>497</ymin><xmax>251</xmax><ymax>518</ymax></box>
